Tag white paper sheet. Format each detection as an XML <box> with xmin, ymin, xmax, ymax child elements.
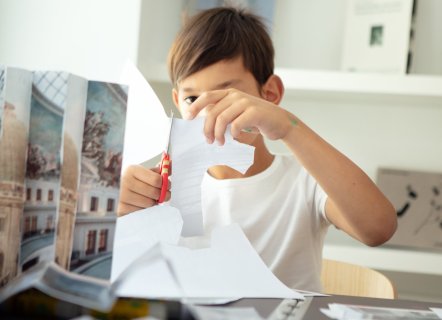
<box><xmin>170</xmin><ymin>117</ymin><xmax>255</xmax><ymax>236</ymax></box>
<box><xmin>321</xmin><ymin>303</ymin><xmax>441</xmax><ymax>320</ymax></box>
<box><xmin>120</xmin><ymin>61</ymin><xmax>170</xmax><ymax>172</ymax></box>
<box><xmin>110</xmin><ymin>205</ymin><xmax>183</xmax><ymax>282</ymax></box>
<box><xmin>188</xmin><ymin>305</ymin><xmax>263</xmax><ymax>320</ymax></box>
<box><xmin>431</xmin><ymin>308</ymin><xmax>442</xmax><ymax>319</ymax></box>
<box><xmin>113</xmin><ymin>221</ymin><xmax>302</xmax><ymax>301</ymax></box>
<box><xmin>120</xmin><ymin>63</ymin><xmax>255</xmax><ymax>236</ymax></box>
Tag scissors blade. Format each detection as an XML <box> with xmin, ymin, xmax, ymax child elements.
<box><xmin>165</xmin><ymin>111</ymin><xmax>174</xmax><ymax>154</ymax></box>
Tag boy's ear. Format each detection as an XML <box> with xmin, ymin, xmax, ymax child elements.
<box><xmin>262</xmin><ymin>75</ymin><xmax>284</xmax><ymax>105</ymax></box>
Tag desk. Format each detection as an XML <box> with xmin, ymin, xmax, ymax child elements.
<box><xmin>226</xmin><ymin>295</ymin><xmax>442</xmax><ymax>320</ymax></box>
<box><xmin>2</xmin><ymin>290</ymin><xmax>442</xmax><ymax>319</ymax></box>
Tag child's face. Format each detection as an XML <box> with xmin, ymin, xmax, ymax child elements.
<box><xmin>173</xmin><ymin>56</ymin><xmax>263</xmax><ymax>145</ymax></box>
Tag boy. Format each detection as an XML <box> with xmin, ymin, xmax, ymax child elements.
<box><xmin>117</xmin><ymin>7</ymin><xmax>396</xmax><ymax>292</ymax></box>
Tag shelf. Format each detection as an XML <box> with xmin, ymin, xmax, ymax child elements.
<box><xmin>323</xmin><ymin>243</ymin><xmax>442</xmax><ymax>276</ymax></box>
<box><xmin>277</xmin><ymin>68</ymin><xmax>442</xmax><ymax>96</ymax></box>
<box><xmin>139</xmin><ymin>62</ymin><xmax>442</xmax><ymax>104</ymax></box>
<box><xmin>276</xmin><ymin>68</ymin><xmax>442</xmax><ymax>104</ymax></box>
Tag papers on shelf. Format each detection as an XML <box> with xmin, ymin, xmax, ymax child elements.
<box><xmin>111</xmin><ymin>205</ymin><xmax>302</xmax><ymax>302</ymax></box>
<box><xmin>341</xmin><ymin>0</ymin><xmax>414</xmax><ymax>74</ymax></box>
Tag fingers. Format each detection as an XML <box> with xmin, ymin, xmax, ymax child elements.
<box><xmin>193</xmin><ymin>89</ymin><xmax>245</xmax><ymax>145</ymax></box>
<box><xmin>229</xmin><ymin>108</ymin><xmax>258</xmax><ymax>139</ymax></box>
<box><xmin>187</xmin><ymin>86</ymin><xmax>288</xmax><ymax>144</ymax></box>
<box><xmin>155</xmin><ymin>160</ymin><xmax>173</xmax><ymax>178</ymax></box>
<box><xmin>128</xmin><ymin>174</ymin><xmax>161</xmax><ymax>199</ymax></box>
<box><xmin>188</xmin><ymin>90</ymin><xmax>230</xmax><ymax>119</ymax></box>
<box><xmin>132</xmin><ymin>165</ymin><xmax>162</xmax><ymax>188</ymax></box>
<box><xmin>211</xmin><ymin>100</ymin><xmax>248</xmax><ymax>145</ymax></box>
<box><xmin>117</xmin><ymin>165</ymin><xmax>172</xmax><ymax>217</ymax></box>
<box><xmin>204</xmin><ymin>100</ymin><xmax>231</xmax><ymax>144</ymax></box>
<box><xmin>122</xmin><ymin>186</ymin><xmax>164</xmax><ymax>207</ymax></box>
<box><xmin>117</xmin><ymin>202</ymin><xmax>144</xmax><ymax>217</ymax></box>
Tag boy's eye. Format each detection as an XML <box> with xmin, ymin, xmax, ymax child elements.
<box><xmin>184</xmin><ymin>96</ymin><xmax>198</xmax><ymax>105</ymax></box>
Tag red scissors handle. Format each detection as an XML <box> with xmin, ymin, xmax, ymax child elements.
<box><xmin>158</xmin><ymin>152</ymin><xmax>170</xmax><ymax>203</ymax></box>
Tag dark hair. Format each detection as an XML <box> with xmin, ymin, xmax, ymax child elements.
<box><xmin>167</xmin><ymin>7</ymin><xmax>274</xmax><ymax>88</ymax></box>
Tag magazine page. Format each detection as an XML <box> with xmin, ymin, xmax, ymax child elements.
<box><xmin>0</xmin><ymin>66</ymin><xmax>33</xmax><ymax>288</ymax></box>
<box><xmin>19</xmin><ymin>71</ymin><xmax>69</xmax><ymax>274</ymax></box>
<box><xmin>54</xmin><ymin>75</ymin><xmax>88</xmax><ymax>270</ymax></box>
<box><xmin>68</xmin><ymin>81</ymin><xmax>127</xmax><ymax>280</ymax></box>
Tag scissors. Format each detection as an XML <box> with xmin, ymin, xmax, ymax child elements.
<box><xmin>158</xmin><ymin>113</ymin><xmax>174</xmax><ymax>203</ymax></box>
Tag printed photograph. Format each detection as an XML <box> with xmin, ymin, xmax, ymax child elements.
<box><xmin>55</xmin><ymin>75</ymin><xmax>88</xmax><ymax>270</ymax></box>
<box><xmin>0</xmin><ymin>68</ymin><xmax>32</xmax><ymax>287</ymax></box>
<box><xmin>69</xmin><ymin>81</ymin><xmax>127</xmax><ymax>280</ymax></box>
<box><xmin>20</xmin><ymin>71</ymin><xmax>67</xmax><ymax>273</ymax></box>
<box><xmin>370</xmin><ymin>25</ymin><xmax>384</xmax><ymax>46</ymax></box>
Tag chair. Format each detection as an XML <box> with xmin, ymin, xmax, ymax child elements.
<box><xmin>321</xmin><ymin>259</ymin><xmax>397</xmax><ymax>299</ymax></box>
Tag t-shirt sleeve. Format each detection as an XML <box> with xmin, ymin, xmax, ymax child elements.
<box><xmin>301</xmin><ymin>167</ymin><xmax>330</xmax><ymax>225</ymax></box>
<box><xmin>315</xmin><ymin>181</ymin><xmax>330</xmax><ymax>224</ymax></box>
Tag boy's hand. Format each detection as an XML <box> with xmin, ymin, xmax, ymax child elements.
<box><xmin>117</xmin><ymin>165</ymin><xmax>171</xmax><ymax>217</ymax></box>
<box><xmin>186</xmin><ymin>88</ymin><xmax>296</xmax><ymax>145</ymax></box>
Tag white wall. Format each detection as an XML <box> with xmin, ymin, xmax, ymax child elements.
<box><xmin>267</xmin><ymin>95</ymin><xmax>442</xmax><ymax>180</ymax></box>
<box><xmin>0</xmin><ymin>0</ymin><xmax>141</xmax><ymax>82</ymax></box>
<box><xmin>137</xmin><ymin>1</ymin><xmax>183</xmax><ymax>69</ymax></box>
<box><xmin>273</xmin><ymin>0</ymin><xmax>347</xmax><ymax>70</ymax></box>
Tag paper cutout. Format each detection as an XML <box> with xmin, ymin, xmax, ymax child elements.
<box><xmin>170</xmin><ymin>117</ymin><xmax>255</xmax><ymax>236</ymax></box>
<box><xmin>120</xmin><ymin>61</ymin><xmax>169</xmax><ymax>172</ymax></box>
<box><xmin>113</xmin><ymin>210</ymin><xmax>302</xmax><ymax>301</ymax></box>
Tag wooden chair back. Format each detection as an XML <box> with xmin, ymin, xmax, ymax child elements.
<box><xmin>321</xmin><ymin>258</ymin><xmax>396</xmax><ymax>299</ymax></box>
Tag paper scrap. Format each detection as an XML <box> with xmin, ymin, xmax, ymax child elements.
<box><xmin>113</xmin><ymin>222</ymin><xmax>302</xmax><ymax>301</ymax></box>
<box><xmin>188</xmin><ymin>305</ymin><xmax>264</xmax><ymax>320</ymax></box>
<box><xmin>113</xmin><ymin>245</ymin><xmax>185</xmax><ymax>299</ymax></box>
<box><xmin>110</xmin><ymin>205</ymin><xmax>183</xmax><ymax>282</ymax></box>
<box><xmin>321</xmin><ymin>303</ymin><xmax>441</xmax><ymax>320</ymax></box>
<box><xmin>120</xmin><ymin>61</ymin><xmax>170</xmax><ymax>172</ymax></box>
<box><xmin>170</xmin><ymin>117</ymin><xmax>255</xmax><ymax>236</ymax></box>
<box><xmin>431</xmin><ymin>308</ymin><xmax>442</xmax><ymax>319</ymax></box>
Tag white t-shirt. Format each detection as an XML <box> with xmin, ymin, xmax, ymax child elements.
<box><xmin>201</xmin><ymin>154</ymin><xmax>330</xmax><ymax>292</ymax></box>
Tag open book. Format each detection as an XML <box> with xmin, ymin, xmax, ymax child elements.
<box><xmin>0</xmin><ymin>65</ymin><xmax>127</xmax><ymax>289</ymax></box>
